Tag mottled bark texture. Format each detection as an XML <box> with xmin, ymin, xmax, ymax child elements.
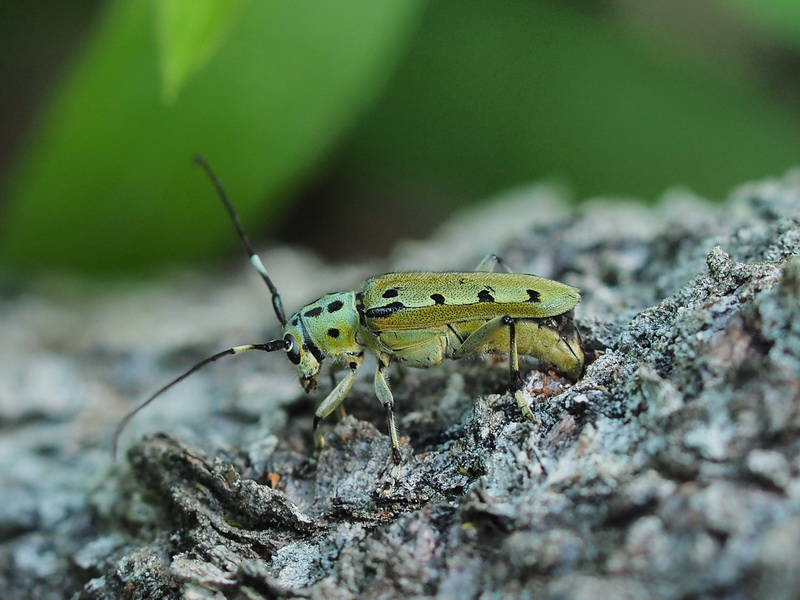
<box><xmin>2</xmin><ymin>173</ymin><xmax>800</xmax><ymax>599</ymax></box>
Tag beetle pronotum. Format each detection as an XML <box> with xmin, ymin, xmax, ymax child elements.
<box><xmin>113</xmin><ymin>158</ymin><xmax>584</xmax><ymax>463</ymax></box>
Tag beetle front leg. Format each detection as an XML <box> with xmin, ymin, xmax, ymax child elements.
<box><xmin>312</xmin><ymin>353</ymin><xmax>363</xmax><ymax>453</ymax></box>
<box><xmin>374</xmin><ymin>355</ymin><xmax>402</xmax><ymax>464</ymax></box>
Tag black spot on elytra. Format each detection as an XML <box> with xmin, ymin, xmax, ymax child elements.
<box><xmin>291</xmin><ymin>318</ymin><xmax>299</xmax><ymax>327</ymax></box>
<box><xmin>303</xmin><ymin>306</ymin><xmax>323</xmax><ymax>318</ymax></box>
<box><xmin>327</xmin><ymin>300</ymin><xmax>344</xmax><ymax>313</ymax></box>
<box><xmin>382</xmin><ymin>288</ymin><xmax>399</xmax><ymax>298</ymax></box>
<box><xmin>478</xmin><ymin>289</ymin><xmax>495</xmax><ymax>303</ymax></box>
<box><xmin>526</xmin><ymin>289</ymin><xmax>541</xmax><ymax>303</ymax></box>
<box><xmin>365</xmin><ymin>301</ymin><xmax>405</xmax><ymax>318</ymax></box>
<box><xmin>327</xmin><ymin>328</ymin><xmax>340</xmax><ymax>338</ymax></box>
<box><xmin>431</xmin><ymin>293</ymin><xmax>445</xmax><ymax>305</ymax></box>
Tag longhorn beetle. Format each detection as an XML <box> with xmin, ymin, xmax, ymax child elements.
<box><xmin>113</xmin><ymin>157</ymin><xmax>584</xmax><ymax>463</ymax></box>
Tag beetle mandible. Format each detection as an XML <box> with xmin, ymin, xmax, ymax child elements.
<box><xmin>113</xmin><ymin>157</ymin><xmax>584</xmax><ymax>463</ymax></box>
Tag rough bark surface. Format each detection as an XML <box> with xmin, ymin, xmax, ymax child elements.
<box><xmin>2</xmin><ymin>174</ymin><xmax>800</xmax><ymax>599</ymax></box>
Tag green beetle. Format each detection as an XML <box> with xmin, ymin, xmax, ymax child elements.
<box><xmin>114</xmin><ymin>158</ymin><xmax>584</xmax><ymax>463</ymax></box>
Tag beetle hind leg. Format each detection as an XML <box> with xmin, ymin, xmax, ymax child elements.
<box><xmin>508</xmin><ymin>318</ymin><xmax>536</xmax><ymax>422</ymax></box>
<box><xmin>453</xmin><ymin>315</ymin><xmax>536</xmax><ymax>422</ymax></box>
<box><xmin>475</xmin><ymin>253</ymin><xmax>513</xmax><ymax>273</ymax></box>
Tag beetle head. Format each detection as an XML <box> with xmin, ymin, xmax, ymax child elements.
<box><xmin>282</xmin><ymin>318</ymin><xmax>322</xmax><ymax>393</ymax></box>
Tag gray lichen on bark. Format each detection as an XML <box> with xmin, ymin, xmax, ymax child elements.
<box><xmin>2</xmin><ymin>173</ymin><xmax>800</xmax><ymax>599</ymax></box>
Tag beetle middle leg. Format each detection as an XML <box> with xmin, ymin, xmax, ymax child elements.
<box><xmin>312</xmin><ymin>353</ymin><xmax>363</xmax><ymax>453</ymax></box>
<box><xmin>453</xmin><ymin>315</ymin><xmax>535</xmax><ymax>422</ymax></box>
<box><xmin>373</xmin><ymin>354</ymin><xmax>402</xmax><ymax>464</ymax></box>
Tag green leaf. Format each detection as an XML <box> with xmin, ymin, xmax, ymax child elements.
<box><xmin>0</xmin><ymin>0</ymin><xmax>424</xmax><ymax>274</ymax></box>
<box><xmin>722</xmin><ymin>0</ymin><xmax>800</xmax><ymax>47</ymax></box>
<box><xmin>335</xmin><ymin>0</ymin><xmax>800</xmax><ymax>207</ymax></box>
<box><xmin>154</xmin><ymin>0</ymin><xmax>249</xmax><ymax>102</ymax></box>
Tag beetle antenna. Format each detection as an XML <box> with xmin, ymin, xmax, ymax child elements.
<box><xmin>193</xmin><ymin>156</ymin><xmax>288</xmax><ymax>326</ymax></box>
<box><xmin>112</xmin><ymin>340</ymin><xmax>289</xmax><ymax>461</ymax></box>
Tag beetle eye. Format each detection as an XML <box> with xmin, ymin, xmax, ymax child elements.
<box><xmin>285</xmin><ymin>334</ymin><xmax>301</xmax><ymax>364</ymax></box>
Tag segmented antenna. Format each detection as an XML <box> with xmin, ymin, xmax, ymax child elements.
<box><xmin>193</xmin><ymin>156</ymin><xmax>287</xmax><ymax>326</ymax></box>
<box><xmin>112</xmin><ymin>341</ymin><xmax>289</xmax><ymax>460</ymax></box>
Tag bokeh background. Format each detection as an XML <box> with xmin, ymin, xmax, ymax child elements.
<box><xmin>2</xmin><ymin>0</ymin><xmax>799</xmax><ymax>275</ymax></box>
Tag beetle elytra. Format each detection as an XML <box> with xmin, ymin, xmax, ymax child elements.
<box><xmin>113</xmin><ymin>158</ymin><xmax>584</xmax><ymax>463</ymax></box>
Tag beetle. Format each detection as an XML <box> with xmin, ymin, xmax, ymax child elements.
<box><xmin>113</xmin><ymin>157</ymin><xmax>584</xmax><ymax>463</ymax></box>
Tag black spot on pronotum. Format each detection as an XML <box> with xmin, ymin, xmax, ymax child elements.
<box><xmin>355</xmin><ymin>293</ymin><xmax>367</xmax><ymax>326</ymax></box>
<box><xmin>526</xmin><ymin>289</ymin><xmax>541</xmax><ymax>303</ymax></box>
<box><xmin>327</xmin><ymin>328</ymin><xmax>340</xmax><ymax>338</ymax></box>
<box><xmin>365</xmin><ymin>301</ymin><xmax>405</xmax><ymax>318</ymax></box>
<box><xmin>478</xmin><ymin>289</ymin><xmax>495</xmax><ymax>303</ymax></box>
<box><xmin>430</xmin><ymin>293</ymin><xmax>445</xmax><ymax>305</ymax></box>
<box><xmin>327</xmin><ymin>300</ymin><xmax>344</xmax><ymax>313</ymax></box>
<box><xmin>303</xmin><ymin>306</ymin><xmax>323</xmax><ymax>318</ymax></box>
<box><xmin>303</xmin><ymin>338</ymin><xmax>325</xmax><ymax>362</ymax></box>
<box><xmin>382</xmin><ymin>288</ymin><xmax>399</xmax><ymax>298</ymax></box>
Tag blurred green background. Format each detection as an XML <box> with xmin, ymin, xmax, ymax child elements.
<box><xmin>2</xmin><ymin>0</ymin><xmax>799</xmax><ymax>275</ymax></box>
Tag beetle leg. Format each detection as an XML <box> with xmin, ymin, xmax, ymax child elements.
<box><xmin>327</xmin><ymin>366</ymin><xmax>348</xmax><ymax>418</ymax></box>
<box><xmin>507</xmin><ymin>318</ymin><xmax>535</xmax><ymax>422</ymax></box>
<box><xmin>374</xmin><ymin>355</ymin><xmax>402</xmax><ymax>463</ymax></box>
<box><xmin>312</xmin><ymin>353</ymin><xmax>363</xmax><ymax>453</ymax></box>
<box><xmin>475</xmin><ymin>253</ymin><xmax>513</xmax><ymax>273</ymax></box>
<box><xmin>453</xmin><ymin>315</ymin><xmax>536</xmax><ymax>423</ymax></box>
<box><xmin>452</xmin><ymin>314</ymin><xmax>509</xmax><ymax>357</ymax></box>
